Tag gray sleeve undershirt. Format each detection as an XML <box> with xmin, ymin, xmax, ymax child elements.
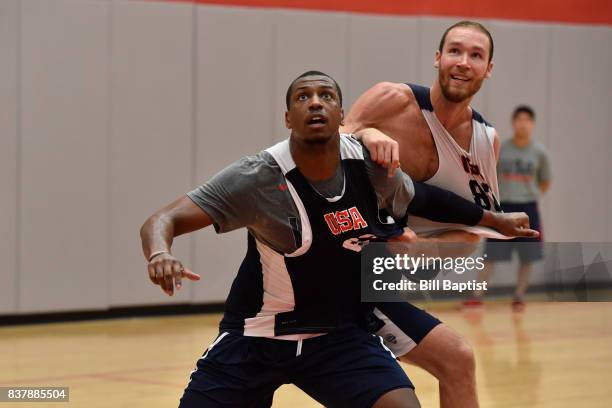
<box><xmin>361</xmin><ymin>144</ymin><xmax>415</xmax><ymax>220</ymax></box>
<box><xmin>186</xmin><ymin>141</ymin><xmax>415</xmax><ymax>253</ymax></box>
<box><xmin>187</xmin><ymin>154</ymin><xmax>265</xmax><ymax>233</ymax></box>
<box><xmin>186</xmin><ymin>151</ymin><xmax>302</xmax><ymax>254</ymax></box>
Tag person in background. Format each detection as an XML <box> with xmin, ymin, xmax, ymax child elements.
<box><xmin>467</xmin><ymin>105</ymin><xmax>551</xmax><ymax>311</ymax></box>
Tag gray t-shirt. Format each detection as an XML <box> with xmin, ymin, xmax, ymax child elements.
<box><xmin>497</xmin><ymin>139</ymin><xmax>551</xmax><ymax>203</ymax></box>
<box><xmin>188</xmin><ymin>139</ymin><xmax>414</xmax><ymax>254</ymax></box>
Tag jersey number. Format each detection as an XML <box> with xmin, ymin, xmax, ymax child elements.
<box><xmin>469</xmin><ymin>180</ymin><xmax>501</xmax><ymax>211</ymax></box>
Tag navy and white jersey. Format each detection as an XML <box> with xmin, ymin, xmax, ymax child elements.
<box><xmin>188</xmin><ymin>135</ymin><xmax>412</xmax><ymax>339</ymax></box>
<box><xmin>405</xmin><ymin>83</ymin><xmax>507</xmax><ymax>239</ymax></box>
<box><xmin>188</xmin><ymin>135</ymin><xmax>414</xmax><ymax>254</ymax></box>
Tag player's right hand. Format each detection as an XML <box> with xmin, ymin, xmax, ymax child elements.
<box><xmin>388</xmin><ymin>228</ymin><xmax>418</xmax><ymax>243</ymax></box>
<box><xmin>359</xmin><ymin>128</ymin><xmax>401</xmax><ymax>177</ymax></box>
<box><xmin>490</xmin><ymin>212</ymin><xmax>540</xmax><ymax>238</ymax></box>
<box><xmin>147</xmin><ymin>253</ymin><xmax>201</xmax><ymax>296</ymax></box>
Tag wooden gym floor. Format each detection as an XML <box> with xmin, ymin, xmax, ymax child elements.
<box><xmin>1</xmin><ymin>302</ymin><xmax>611</xmax><ymax>407</ymax></box>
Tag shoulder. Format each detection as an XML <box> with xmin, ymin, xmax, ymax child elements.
<box><xmin>222</xmin><ymin>150</ymin><xmax>283</xmax><ymax>186</ymax></box>
<box><xmin>532</xmin><ymin>141</ymin><xmax>549</xmax><ymax>157</ymax></box>
<box><xmin>232</xmin><ymin>150</ymin><xmax>279</xmax><ymax>171</ymax></box>
<box><xmin>353</xmin><ymin>82</ymin><xmax>416</xmax><ymax>116</ymax></box>
<box><xmin>373</xmin><ymin>82</ymin><xmax>416</xmax><ymax>108</ymax></box>
<box><xmin>471</xmin><ymin>108</ymin><xmax>497</xmax><ymax>149</ymax></box>
<box><xmin>471</xmin><ymin>108</ymin><xmax>494</xmax><ymax>128</ymax></box>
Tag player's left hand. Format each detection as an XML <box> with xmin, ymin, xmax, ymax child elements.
<box><xmin>147</xmin><ymin>253</ymin><xmax>201</xmax><ymax>296</ymax></box>
<box><xmin>487</xmin><ymin>211</ymin><xmax>540</xmax><ymax>238</ymax></box>
<box><xmin>358</xmin><ymin>128</ymin><xmax>401</xmax><ymax>177</ymax></box>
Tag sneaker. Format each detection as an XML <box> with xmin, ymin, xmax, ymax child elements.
<box><xmin>511</xmin><ymin>299</ymin><xmax>525</xmax><ymax>312</ymax></box>
<box><xmin>461</xmin><ymin>298</ymin><xmax>484</xmax><ymax>309</ymax></box>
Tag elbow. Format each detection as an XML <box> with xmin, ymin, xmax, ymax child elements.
<box><xmin>140</xmin><ymin>212</ymin><xmax>166</xmax><ymax>240</ymax></box>
<box><xmin>139</xmin><ymin>216</ymin><xmax>154</xmax><ymax>241</ymax></box>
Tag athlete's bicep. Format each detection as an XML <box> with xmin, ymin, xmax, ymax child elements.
<box><xmin>163</xmin><ymin>195</ymin><xmax>215</xmax><ymax>236</ymax></box>
<box><xmin>344</xmin><ymin>82</ymin><xmax>410</xmax><ymax>133</ymax></box>
<box><xmin>493</xmin><ymin>130</ymin><xmax>501</xmax><ymax>162</ymax></box>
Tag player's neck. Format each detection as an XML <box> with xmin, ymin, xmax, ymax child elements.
<box><xmin>290</xmin><ymin>134</ymin><xmax>341</xmax><ymax>182</ymax></box>
<box><xmin>512</xmin><ymin>134</ymin><xmax>531</xmax><ymax>148</ymax></box>
<box><xmin>430</xmin><ymin>82</ymin><xmax>472</xmax><ymax>130</ymax></box>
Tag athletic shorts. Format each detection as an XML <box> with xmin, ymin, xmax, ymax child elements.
<box><xmin>485</xmin><ymin>201</ymin><xmax>543</xmax><ymax>263</ymax></box>
<box><xmin>372</xmin><ymin>302</ymin><xmax>442</xmax><ymax>357</ymax></box>
<box><xmin>179</xmin><ymin>326</ymin><xmax>413</xmax><ymax>408</ymax></box>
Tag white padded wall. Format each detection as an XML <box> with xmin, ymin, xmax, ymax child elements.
<box><xmin>546</xmin><ymin>25</ymin><xmax>609</xmax><ymax>242</ymax></box>
<box><xmin>192</xmin><ymin>6</ymin><xmax>276</xmax><ymax>302</ymax></box>
<box><xmin>0</xmin><ymin>0</ymin><xmax>19</xmax><ymax>314</ymax></box>
<box><xmin>4</xmin><ymin>2</ymin><xmax>610</xmax><ymax>312</ymax></box>
<box><xmin>273</xmin><ymin>10</ymin><xmax>349</xmax><ymax>142</ymax></box>
<box><xmin>345</xmin><ymin>15</ymin><xmax>419</xmax><ymax>107</ymax></box>
<box><xmin>486</xmin><ymin>22</ymin><xmax>553</xmax><ymax>232</ymax></box>
<box><xmin>19</xmin><ymin>0</ymin><xmax>110</xmax><ymax>312</ymax></box>
<box><xmin>109</xmin><ymin>0</ymin><xmax>194</xmax><ymax>306</ymax></box>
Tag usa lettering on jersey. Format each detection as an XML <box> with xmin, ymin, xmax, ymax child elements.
<box><xmin>323</xmin><ymin>206</ymin><xmax>368</xmax><ymax>235</ymax></box>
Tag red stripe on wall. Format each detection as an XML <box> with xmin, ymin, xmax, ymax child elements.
<box><xmin>160</xmin><ymin>0</ymin><xmax>612</xmax><ymax>25</ymax></box>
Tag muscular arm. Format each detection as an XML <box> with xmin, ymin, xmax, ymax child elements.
<box><xmin>341</xmin><ymin>82</ymin><xmax>410</xmax><ymax>135</ymax></box>
<box><xmin>139</xmin><ymin>196</ymin><xmax>212</xmax><ymax>296</ymax></box>
<box><xmin>140</xmin><ymin>195</ymin><xmax>213</xmax><ymax>261</ymax></box>
<box><xmin>342</xmin><ymin>82</ymin><xmax>413</xmax><ymax>175</ymax></box>
<box><xmin>493</xmin><ymin>130</ymin><xmax>501</xmax><ymax>162</ymax></box>
<box><xmin>365</xmin><ymin>144</ymin><xmax>538</xmax><ymax>240</ymax></box>
<box><xmin>408</xmin><ymin>182</ymin><xmax>482</xmax><ymax>226</ymax></box>
<box><xmin>140</xmin><ymin>155</ymin><xmax>262</xmax><ymax>295</ymax></box>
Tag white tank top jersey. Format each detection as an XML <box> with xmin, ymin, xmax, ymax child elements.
<box><xmin>405</xmin><ymin>84</ymin><xmax>509</xmax><ymax>239</ymax></box>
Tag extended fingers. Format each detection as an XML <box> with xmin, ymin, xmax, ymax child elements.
<box><xmin>388</xmin><ymin>141</ymin><xmax>400</xmax><ymax>177</ymax></box>
<box><xmin>173</xmin><ymin>262</ymin><xmax>183</xmax><ymax>290</ymax></box>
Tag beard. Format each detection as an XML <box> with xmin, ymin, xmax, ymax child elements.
<box><xmin>439</xmin><ymin>70</ymin><xmax>485</xmax><ymax>103</ymax></box>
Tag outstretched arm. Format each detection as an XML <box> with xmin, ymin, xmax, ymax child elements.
<box><xmin>342</xmin><ymin>82</ymin><xmax>411</xmax><ymax>177</ymax></box>
<box><xmin>140</xmin><ymin>155</ymin><xmax>260</xmax><ymax>296</ymax></box>
<box><xmin>140</xmin><ymin>196</ymin><xmax>212</xmax><ymax>296</ymax></box>
<box><xmin>408</xmin><ymin>182</ymin><xmax>538</xmax><ymax>238</ymax></box>
<box><xmin>365</xmin><ymin>141</ymin><xmax>539</xmax><ymax>239</ymax></box>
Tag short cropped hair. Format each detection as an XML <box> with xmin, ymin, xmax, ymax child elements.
<box><xmin>512</xmin><ymin>105</ymin><xmax>536</xmax><ymax>120</ymax></box>
<box><xmin>439</xmin><ymin>21</ymin><xmax>494</xmax><ymax>62</ymax></box>
<box><xmin>286</xmin><ymin>71</ymin><xmax>343</xmax><ymax>109</ymax></box>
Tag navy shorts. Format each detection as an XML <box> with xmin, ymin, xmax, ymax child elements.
<box><xmin>372</xmin><ymin>302</ymin><xmax>442</xmax><ymax>357</ymax></box>
<box><xmin>485</xmin><ymin>202</ymin><xmax>543</xmax><ymax>263</ymax></box>
<box><xmin>179</xmin><ymin>327</ymin><xmax>413</xmax><ymax>408</ymax></box>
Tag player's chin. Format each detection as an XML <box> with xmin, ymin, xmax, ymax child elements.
<box><xmin>445</xmin><ymin>87</ymin><xmax>472</xmax><ymax>103</ymax></box>
<box><xmin>302</xmin><ymin>130</ymin><xmax>335</xmax><ymax>144</ymax></box>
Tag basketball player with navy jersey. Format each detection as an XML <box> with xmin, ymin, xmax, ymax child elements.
<box><xmin>342</xmin><ymin>21</ymin><xmax>506</xmax><ymax>408</ymax></box>
<box><xmin>141</xmin><ymin>71</ymin><xmax>535</xmax><ymax>407</ymax></box>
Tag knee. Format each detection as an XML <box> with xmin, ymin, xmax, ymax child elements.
<box><xmin>425</xmin><ymin>336</ymin><xmax>475</xmax><ymax>381</ymax></box>
<box><xmin>455</xmin><ymin>340</ymin><xmax>476</xmax><ymax>371</ymax></box>
<box><xmin>442</xmin><ymin>339</ymin><xmax>476</xmax><ymax>380</ymax></box>
<box><xmin>401</xmin><ymin>325</ymin><xmax>476</xmax><ymax>383</ymax></box>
